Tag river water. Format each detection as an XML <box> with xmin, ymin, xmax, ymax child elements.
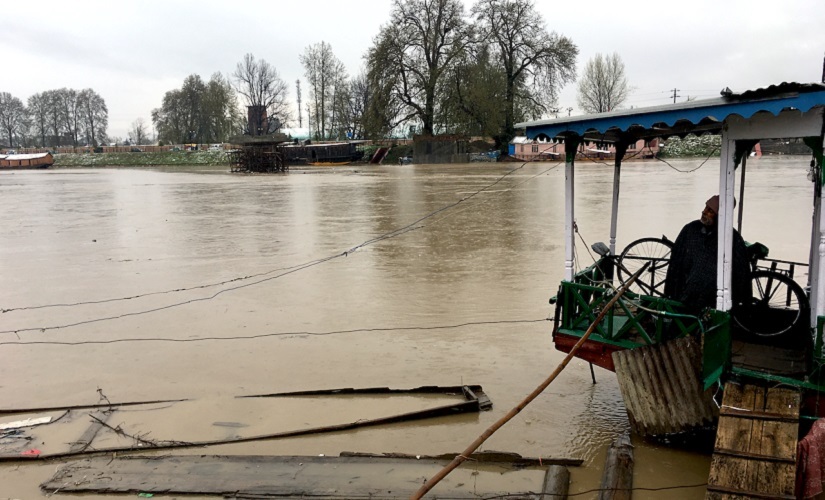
<box><xmin>0</xmin><ymin>157</ymin><xmax>814</xmax><ymax>498</ymax></box>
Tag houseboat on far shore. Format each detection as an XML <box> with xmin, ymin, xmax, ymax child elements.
<box><xmin>0</xmin><ymin>152</ymin><xmax>54</xmax><ymax>170</ymax></box>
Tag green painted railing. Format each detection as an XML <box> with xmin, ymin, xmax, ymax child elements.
<box><xmin>558</xmin><ymin>258</ymin><xmax>701</xmax><ymax>347</ymax></box>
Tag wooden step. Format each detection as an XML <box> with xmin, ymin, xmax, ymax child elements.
<box><xmin>706</xmin><ymin>382</ymin><xmax>800</xmax><ymax>500</ymax></box>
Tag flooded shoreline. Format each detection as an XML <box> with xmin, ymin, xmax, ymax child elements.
<box><xmin>0</xmin><ymin>157</ymin><xmax>813</xmax><ymax>498</ymax></box>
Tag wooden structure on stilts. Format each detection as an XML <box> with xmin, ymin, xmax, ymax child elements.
<box><xmin>228</xmin><ymin>133</ymin><xmax>290</xmax><ymax>173</ymax></box>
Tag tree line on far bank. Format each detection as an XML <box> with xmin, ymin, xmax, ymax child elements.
<box><xmin>154</xmin><ymin>0</ymin><xmax>585</xmax><ymax>152</ymax></box>
<box><xmin>0</xmin><ymin>88</ymin><xmax>107</xmax><ymax>149</ymax></box>
<box><xmin>1</xmin><ymin>0</ymin><xmax>634</xmax><ymax>152</ymax></box>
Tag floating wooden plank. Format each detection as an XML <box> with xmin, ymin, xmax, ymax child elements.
<box><xmin>241</xmin><ymin>384</ymin><xmax>493</xmax><ymax>410</ymax></box>
<box><xmin>597</xmin><ymin>433</ymin><xmax>633</xmax><ymax>500</ymax></box>
<box><xmin>69</xmin><ymin>410</ymin><xmax>113</xmax><ymax>454</ymax></box>
<box><xmin>40</xmin><ymin>454</ymin><xmax>552</xmax><ymax>498</ymax></box>
<box><xmin>0</xmin><ymin>398</ymin><xmax>188</xmax><ymax>416</ymax></box>
<box><xmin>340</xmin><ymin>450</ymin><xmax>583</xmax><ymax>467</ymax></box>
<box><xmin>0</xmin><ymin>416</ymin><xmax>52</xmax><ymax>430</ymax></box>
<box><xmin>3</xmin><ymin>391</ymin><xmax>489</xmax><ymax>462</ymax></box>
<box><xmin>613</xmin><ymin>336</ymin><xmax>717</xmax><ymax>436</ymax></box>
<box><xmin>706</xmin><ymin>382</ymin><xmax>799</xmax><ymax>500</ymax></box>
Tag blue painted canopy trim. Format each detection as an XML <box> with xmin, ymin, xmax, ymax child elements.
<box><xmin>522</xmin><ymin>90</ymin><xmax>825</xmax><ymax>141</ymax></box>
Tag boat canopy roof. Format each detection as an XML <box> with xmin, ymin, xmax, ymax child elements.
<box><xmin>2</xmin><ymin>153</ymin><xmax>52</xmax><ymax>160</ymax></box>
<box><xmin>517</xmin><ymin>82</ymin><xmax>825</xmax><ymax>144</ymax></box>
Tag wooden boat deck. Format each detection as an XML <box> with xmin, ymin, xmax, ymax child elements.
<box><xmin>706</xmin><ymin>382</ymin><xmax>800</xmax><ymax>499</ymax></box>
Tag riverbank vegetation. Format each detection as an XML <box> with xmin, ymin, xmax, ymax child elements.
<box><xmin>53</xmin><ymin>151</ymin><xmax>229</xmax><ymax>167</ymax></box>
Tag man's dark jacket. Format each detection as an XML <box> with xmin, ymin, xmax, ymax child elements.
<box><xmin>664</xmin><ymin>220</ymin><xmax>752</xmax><ymax>311</ymax></box>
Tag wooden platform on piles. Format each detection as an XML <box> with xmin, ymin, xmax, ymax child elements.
<box><xmin>706</xmin><ymin>381</ymin><xmax>800</xmax><ymax>500</ymax></box>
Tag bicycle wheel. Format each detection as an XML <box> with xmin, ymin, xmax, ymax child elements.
<box><xmin>733</xmin><ymin>270</ymin><xmax>809</xmax><ymax>337</ymax></box>
<box><xmin>616</xmin><ymin>237</ymin><xmax>673</xmax><ymax>297</ymax></box>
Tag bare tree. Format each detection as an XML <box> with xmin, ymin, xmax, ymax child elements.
<box><xmin>340</xmin><ymin>71</ymin><xmax>371</xmax><ymax>140</ymax></box>
<box><xmin>300</xmin><ymin>41</ymin><xmax>348</xmax><ymax>140</ymax></box>
<box><xmin>78</xmin><ymin>89</ymin><xmax>108</xmax><ymax>147</ymax></box>
<box><xmin>472</xmin><ymin>0</ymin><xmax>577</xmax><ymax>147</ymax></box>
<box><xmin>232</xmin><ymin>53</ymin><xmax>290</xmax><ymax>135</ymax></box>
<box><xmin>129</xmin><ymin>118</ymin><xmax>148</xmax><ymax>145</ymax></box>
<box><xmin>0</xmin><ymin>92</ymin><xmax>26</xmax><ymax>148</ymax></box>
<box><xmin>366</xmin><ymin>0</ymin><xmax>471</xmax><ymax>136</ymax></box>
<box><xmin>576</xmin><ymin>52</ymin><xmax>630</xmax><ymax>114</ymax></box>
<box><xmin>27</xmin><ymin>92</ymin><xmax>50</xmax><ymax>147</ymax></box>
<box><xmin>55</xmin><ymin>88</ymin><xmax>83</xmax><ymax>146</ymax></box>
<box><xmin>44</xmin><ymin>90</ymin><xmax>64</xmax><ymax>147</ymax></box>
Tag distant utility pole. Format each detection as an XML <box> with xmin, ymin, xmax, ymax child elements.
<box><xmin>567</xmin><ymin>107</ymin><xmax>573</xmax><ymax>116</ymax></box>
<box><xmin>671</xmin><ymin>88</ymin><xmax>680</xmax><ymax>103</ymax></box>
<box><xmin>296</xmin><ymin>80</ymin><xmax>303</xmax><ymax>128</ymax></box>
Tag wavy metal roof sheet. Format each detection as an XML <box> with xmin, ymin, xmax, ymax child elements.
<box><xmin>612</xmin><ymin>335</ymin><xmax>718</xmax><ymax>436</ymax></box>
<box><xmin>518</xmin><ymin>82</ymin><xmax>825</xmax><ymax>142</ymax></box>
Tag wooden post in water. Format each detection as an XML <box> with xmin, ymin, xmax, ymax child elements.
<box><xmin>541</xmin><ymin>465</ymin><xmax>570</xmax><ymax>499</ymax></box>
<box><xmin>597</xmin><ymin>432</ymin><xmax>634</xmax><ymax>500</ymax></box>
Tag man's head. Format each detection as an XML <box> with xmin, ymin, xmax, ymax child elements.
<box><xmin>701</xmin><ymin>195</ymin><xmax>735</xmax><ymax>226</ymax></box>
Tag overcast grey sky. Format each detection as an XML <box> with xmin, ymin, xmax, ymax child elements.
<box><xmin>1</xmin><ymin>0</ymin><xmax>822</xmax><ymax>140</ymax></box>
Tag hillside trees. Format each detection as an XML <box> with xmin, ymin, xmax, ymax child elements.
<box><xmin>232</xmin><ymin>53</ymin><xmax>290</xmax><ymax>135</ymax></box>
<box><xmin>576</xmin><ymin>52</ymin><xmax>630</xmax><ymax>114</ymax></box>
<box><xmin>472</xmin><ymin>0</ymin><xmax>577</xmax><ymax>148</ymax></box>
<box><xmin>0</xmin><ymin>92</ymin><xmax>26</xmax><ymax>148</ymax></box>
<box><xmin>366</xmin><ymin>0</ymin><xmax>471</xmax><ymax>137</ymax></box>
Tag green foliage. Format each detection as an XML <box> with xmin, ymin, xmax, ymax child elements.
<box><xmin>659</xmin><ymin>135</ymin><xmax>722</xmax><ymax>157</ymax></box>
<box><xmin>53</xmin><ymin>151</ymin><xmax>229</xmax><ymax>167</ymax></box>
<box><xmin>152</xmin><ymin>73</ymin><xmax>241</xmax><ymax>145</ymax></box>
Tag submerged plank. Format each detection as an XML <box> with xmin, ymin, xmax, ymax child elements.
<box><xmin>340</xmin><ymin>450</ymin><xmax>583</xmax><ymax>467</ymax></box>
<box><xmin>3</xmin><ymin>397</ymin><xmax>485</xmax><ymax>462</ymax></box>
<box><xmin>69</xmin><ymin>410</ymin><xmax>113</xmax><ymax>454</ymax></box>
<box><xmin>41</xmin><ymin>455</ymin><xmax>547</xmax><ymax>498</ymax></box>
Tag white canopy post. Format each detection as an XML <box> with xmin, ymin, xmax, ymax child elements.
<box><xmin>717</xmin><ymin>133</ymin><xmax>736</xmax><ymax>311</ymax></box>
<box><xmin>564</xmin><ymin>137</ymin><xmax>579</xmax><ymax>282</ymax></box>
<box><xmin>811</xmin><ymin>144</ymin><xmax>825</xmax><ymax>327</ymax></box>
<box><xmin>609</xmin><ymin>163</ymin><xmax>621</xmax><ymax>256</ymax></box>
<box><xmin>809</xmin><ymin>166</ymin><xmax>822</xmax><ymax>329</ymax></box>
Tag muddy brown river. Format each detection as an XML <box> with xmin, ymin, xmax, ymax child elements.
<box><xmin>0</xmin><ymin>157</ymin><xmax>813</xmax><ymax>498</ymax></box>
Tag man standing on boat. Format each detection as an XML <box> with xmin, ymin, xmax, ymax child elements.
<box><xmin>664</xmin><ymin>195</ymin><xmax>752</xmax><ymax>313</ymax></box>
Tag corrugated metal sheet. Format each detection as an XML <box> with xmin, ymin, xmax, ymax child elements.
<box><xmin>612</xmin><ymin>336</ymin><xmax>718</xmax><ymax>437</ymax></box>
<box><xmin>516</xmin><ymin>81</ymin><xmax>825</xmax><ymax>142</ymax></box>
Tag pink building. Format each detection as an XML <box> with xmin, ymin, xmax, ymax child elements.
<box><xmin>509</xmin><ymin>137</ymin><xmax>662</xmax><ymax>161</ymax></box>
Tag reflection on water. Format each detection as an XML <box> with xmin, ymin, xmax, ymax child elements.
<box><xmin>0</xmin><ymin>157</ymin><xmax>813</xmax><ymax>498</ymax></box>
